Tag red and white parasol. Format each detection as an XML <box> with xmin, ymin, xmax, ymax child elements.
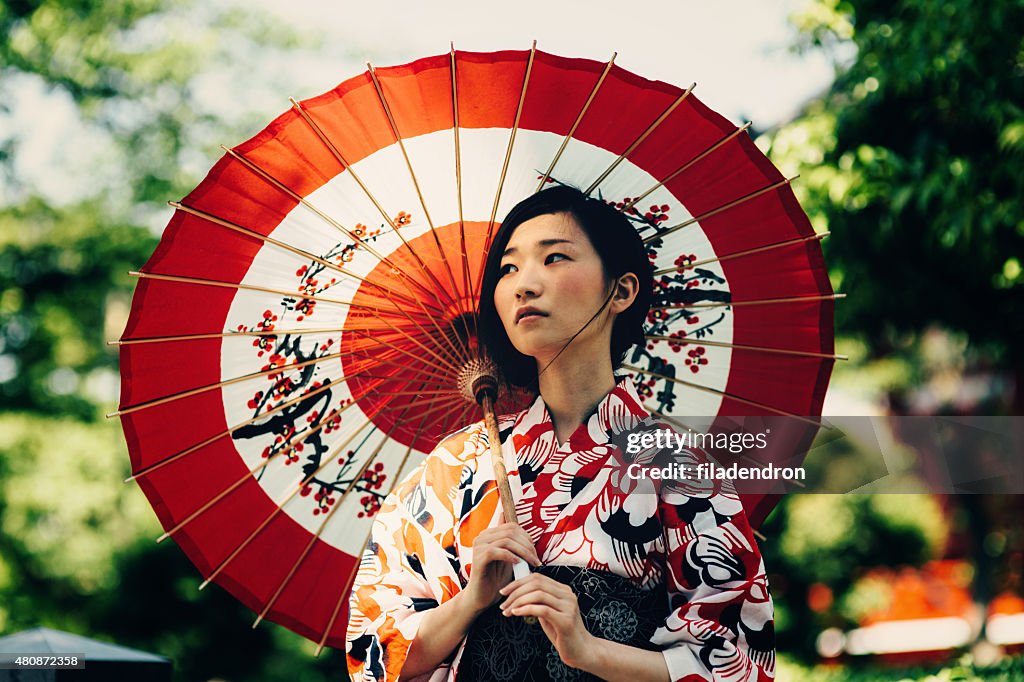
<box><xmin>114</xmin><ymin>46</ymin><xmax>839</xmax><ymax>651</ymax></box>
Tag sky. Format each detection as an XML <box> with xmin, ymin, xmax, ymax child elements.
<box><xmin>246</xmin><ymin>0</ymin><xmax>838</xmax><ymax>128</ymax></box>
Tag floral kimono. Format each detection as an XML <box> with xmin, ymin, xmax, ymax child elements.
<box><xmin>346</xmin><ymin>375</ymin><xmax>776</xmax><ymax>681</ymax></box>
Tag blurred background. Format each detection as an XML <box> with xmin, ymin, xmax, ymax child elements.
<box><xmin>1</xmin><ymin>0</ymin><xmax>1022</xmax><ymax>679</ymax></box>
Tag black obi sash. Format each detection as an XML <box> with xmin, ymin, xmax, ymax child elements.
<box><xmin>455</xmin><ymin>565</ymin><xmax>669</xmax><ymax>682</ymax></box>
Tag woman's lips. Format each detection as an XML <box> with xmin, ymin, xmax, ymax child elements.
<box><xmin>517</xmin><ymin>312</ymin><xmax>547</xmax><ymax>324</ymax></box>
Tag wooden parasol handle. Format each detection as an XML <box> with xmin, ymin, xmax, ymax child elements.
<box><xmin>473</xmin><ymin>375</ymin><xmax>534</xmax><ymax>599</ymax></box>
<box><xmin>480</xmin><ymin>390</ymin><xmax>519</xmax><ymax>526</ymax></box>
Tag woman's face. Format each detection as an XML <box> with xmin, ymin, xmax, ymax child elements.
<box><xmin>493</xmin><ymin>212</ymin><xmax>615</xmax><ymax>368</ymax></box>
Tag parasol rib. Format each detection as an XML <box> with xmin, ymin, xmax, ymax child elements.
<box><xmin>252</xmin><ymin>411</ymin><xmax>423</xmax><ymax>630</ymax></box>
<box><xmin>584</xmin><ymin>83</ymin><xmax>695</xmax><ymax>196</ymax></box>
<box><xmin>624</xmin><ymin>122</ymin><xmax>753</xmax><ymax>213</ymax></box>
<box><xmin>199</xmin><ymin>414</ymin><xmax>387</xmax><ymax>590</ymax></box>
<box><xmin>622</xmin><ymin>363</ymin><xmax>827</xmax><ymax>427</ymax></box>
<box><xmin>154</xmin><ymin>375</ymin><xmax>466</xmax><ymax>544</ymax></box>
<box><xmin>314</xmin><ymin>398</ymin><xmax>476</xmax><ymax>654</ymax></box>
<box><xmin>313</xmin><ymin>406</ymin><xmax>440</xmax><ymax>654</ymax></box>
<box><xmin>125</xmin><ymin>361</ymin><xmax>456</xmax><ymax>483</ymax></box>
<box><xmin>287</xmin><ymin>98</ymin><xmax>474</xmax><ymax>366</ymax></box>
<box><xmin>109</xmin><ymin>347</ymin><xmax>453</xmax><ymax>418</ymax></box>
<box><xmin>649</xmin><ymin>293</ymin><xmax>845</xmax><ymax>312</ymax></box>
<box><xmin>450</xmin><ymin>45</ymin><xmax>475</xmax><ymax>306</ymax></box>
<box><xmin>220</xmin><ymin>145</ymin><xmax>473</xmax><ymax>366</ymax></box>
<box><xmin>643</xmin><ymin>176</ymin><xmax>797</xmax><ymax>244</ymax></box>
<box><xmin>364</xmin><ymin>62</ymin><xmax>471</xmax><ymax>346</ymax></box>
<box><xmin>643</xmin><ymin>336</ymin><xmax>847</xmax><ymax>361</ymax></box>
<box><xmin>475</xmin><ymin>41</ymin><xmax>538</xmax><ymax>301</ymax></box>
<box><xmin>536</xmin><ymin>53</ymin><xmax>616</xmax><ymax>193</ymax></box>
<box><xmin>652</xmin><ymin>232</ymin><xmax>829</xmax><ymax>276</ymax></box>
<box><xmin>127</xmin><ymin>271</ymin><xmax>463</xmax><ymax>376</ymax></box>
<box><xmin>169</xmin><ymin>200</ymin><xmax>441</xmax><ymax>315</ymax></box>
<box><xmin>111</xmin><ymin>325</ymin><xmax>418</xmax><ymax>346</ymax></box>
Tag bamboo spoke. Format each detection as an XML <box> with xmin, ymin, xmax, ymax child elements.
<box><xmin>345</xmin><ymin>323</ymin><xmax>462</xmax><ymax>378</ymax></box>
<box><xmin>644</xmin><ymin>336</ymin><xmax>848</xmax><ymax>361</ymax></box>
<box><xmin>313</xmin><ymin>414</ymin><xmax>428</xmax><ymax>655</ymax></box>
<box><xmin>282</xmin><ymin>102</ymin><xmax>473</xmax><ymax>368</ymax></box>
<box><xmin>366</xmin><ymin>62</ymin><xmax>468</xmax><ymax>339</ymax></box>
<box><xmin>113</xmin><ymin>326</ymin><xmax>384</xmax><ymax>346</ymax></box>
<box><xmin>622</xmin><ymin>363</ymin><xmax>826</xmax><ymax>427</ymax></box>
<box><xmin>405</xmin><ymin>391</ymin><xmax>472</xmax><ymax>426</ymax></box>
<box><xmin>624</xmin><ymin>122</ymin><xmax>752</xmax><ymax>214</ymax></box>
<box><xmin>643</xmin><ymin>177</ymin><xmax>797</xmax><ymax>245</ymax></box>
<box><xmin>584</xmin><ymin>83</ymin><xmax>695</xmax><ymax>196</ymax></box>
<box><xmin>451</xmin><ymin>45</ymin><xmax>474</xmax><ymax>304</ymax></box>
<box><xmin>199</xmin><ymin>405</ymin><xmax>391</xmax><ymax>589</ymax></box>
<box><xmin>474</xmin><ymin>41</ymin><xmax>538</xmax><ymax>301</ymax></box>
<box><xmin>128</xmin><ymin>271</ymin><xmax>463</xmax><ymax>377</ymax></box>
<box><xmin>128</xmin><ymin>270</ymin><xmax>404</xmax><ymax>317</ymax></box>
<box><xmin>536</xmin><ymin>53</ymin><xmax>616</xmax><ymax>192</ymax></box>
<box><xmin>111</xmin><ymin>349</ymin><xmax>348</xmax><ymax>418</ymax></box>
<box><xmin>154</xmin><ymin>370</ymin><xmax>404</xmax><ymax>542</ymax></box>
<box><xmin>110</xmin><ymin>336</ymin><xmax>457</xmax><ymax>421</ymax></box>
<box><xmin>124</xmin><ymin>356</ymin><xmax>437</xmax><ymax>483</ymax></box>
<box><xmin>220</xmin><ymin>144</ymin><xmax>472</xmax><ymax>367</ymax></box>
<box><xmin>649</xmin><ymin>293</ymin><xmax>845</xmax><ymax>312</ymax></box>
<box><xmin>652</xmin><ymin>231</ymin><xmax>829</xmax><ymax>276</ymax></box>
<box><xmin>158</xmin><ymin>201</ymin><xmax>467</xmax><ymax>372</ymax></box>
<box><xmin>219</xmin><ymin>145</ymin><xmax>420</xmax><ymax>297</ymax></box>
<box><xmin>169</xmin><ymin>201</ymin><xmax>438</xmax><ymax>315</ymax></box>
<box><xmin>255</xmin><ymin>399</ymin><xmax>428</xmax><ymax>633</ymax></box>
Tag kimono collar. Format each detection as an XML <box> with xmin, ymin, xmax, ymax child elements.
<box><xmin>513</xmin><ymin>374</ymin><xmax>651</xmax><ymax>449</ymax></box>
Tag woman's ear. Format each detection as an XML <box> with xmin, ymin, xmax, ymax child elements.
<box><xmin>611</xmin><ymin>273</ymin><xmax>640</xmax><ymax>314</ymax></box>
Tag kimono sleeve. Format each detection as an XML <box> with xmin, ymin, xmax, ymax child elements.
<box><xmin>346</xmin><ymin>438</ymin><xmax>470</xmax><ymax>682</ymax></box>
<box><xmin>651</xmin><ymin>475</ymin><xmax>776</xmax><ymax>682</ymax></box>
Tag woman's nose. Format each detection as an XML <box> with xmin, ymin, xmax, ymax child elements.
<box><xmin>514</xmin><ymin>271</ymin><xmax>541</xmax><ymax>299</ymax></box>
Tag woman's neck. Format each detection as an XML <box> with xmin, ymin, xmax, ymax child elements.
<box><xmin>537</xmin><ymin>355</ymin><xmax>617</xmax><ymax>447</ymax></box>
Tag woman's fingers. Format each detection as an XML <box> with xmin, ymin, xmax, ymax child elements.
<box><xmin>476</xmin><ymin>546</ymin><xmax>522</xmax><ymax>567</ymax></box>
<box><xmin>475</xmin><ymin>528</ymin><xmax>541</xmax><ymax>566</ymax></box>
<box><xmin>479</xmin><ymin>522</ymin><xmax>536</xmax><ymax>552</ymax></box>
<box><xmin>504</xmin><ymin>603</ymin><xmax>560</xmax><ymax>623</ymax></box>
<box><xmin>499</xmin><ymin>573</ymin><xmax>573</xmax><ymax>605</ymax></box>
<box><xmin>500</xmin><ymin>587</ymin><xmax>569</xmax><ymax>615</ymax></box>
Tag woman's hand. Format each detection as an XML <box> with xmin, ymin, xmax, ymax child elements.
<box><xmin>463</xmin><ymin>522</ymin><xmax>541</xmax><ymax>613</ymax></box>
<box><xmin>498</xmin><ymin>573</ymin><xmax>598</xmax><ymax>670</ymax></box>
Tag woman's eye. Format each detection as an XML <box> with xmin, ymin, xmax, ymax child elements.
<box><xmin>499</xmin><ymin>263</ymin><xmax>517</xmax><ymax>276</ymax></box>
<box><xmin>546</xmin><ymin>253</ymin><xmax>568</xmax><ymax>264</ymax></box>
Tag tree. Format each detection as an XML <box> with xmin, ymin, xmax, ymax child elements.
<box><xmin>766</xmin><ymin>0</ymin><xmax>1024</xmax><ymax>411</ymax></box>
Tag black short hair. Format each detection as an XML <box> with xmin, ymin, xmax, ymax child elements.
<box><xmin>477</xmin><ymin>184</ymin><xmax>654</xmax><ymax>391</ymax></box>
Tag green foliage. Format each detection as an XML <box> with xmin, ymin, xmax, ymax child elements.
<box><xmin>766</xmin><ymin>0</ymin><xmax>1024</xmax><ymax>373</ymax></box>
<box><xmin>0</xmin><ymin>198</ymin><xmax>156</xmax><ymax>417</ymax></box>
<box><xmin>776</xmin><ymin>495</ymin><xmax>945</xmax><ymax>588</ymax></box>
<box><xmin>0</xmin><ymin>413</ymin><xmax>156</xmax><ymax>598</ymax></box>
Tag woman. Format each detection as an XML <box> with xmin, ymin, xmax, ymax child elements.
<box><xmin>346</xmin><ymin>185</ymin><xmax>776</xmax><ymax>681</ymax></box>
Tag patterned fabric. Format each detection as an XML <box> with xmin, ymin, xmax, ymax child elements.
<box><xmin>456</xmin><ymin>565</ymin><xmax>667</xmax><ymax>682</ymax></box>
<box><xmin>346</xmin><ymin>375</ymin><xmax>776</xmax><ymax>682</ymax></box>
